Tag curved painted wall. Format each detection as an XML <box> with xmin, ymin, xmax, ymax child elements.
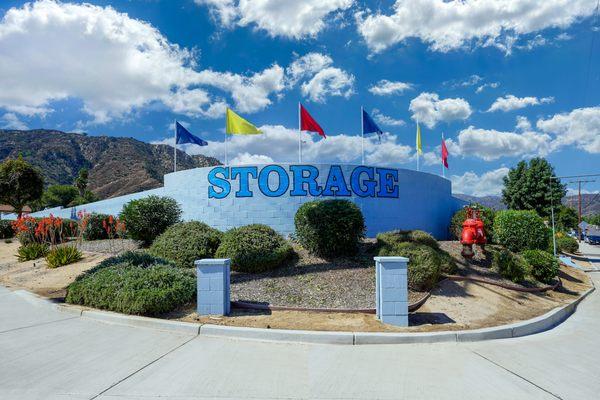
<box><xmin>23</xmin><ymin>164</ymin><xmax>466</xmax><ymax>239</ymax></box>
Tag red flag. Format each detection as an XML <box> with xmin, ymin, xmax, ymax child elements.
<box><xmin>300</xmin><ymin>104</ymin><xmax>326</xmax><ymax>138</ymax></box>
<box><xmin>441</xmin><ymin>137</ymin><xmax>449</xmax><ymax>168</ymax></box>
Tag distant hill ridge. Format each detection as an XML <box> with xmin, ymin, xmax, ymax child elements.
<box><xmin>0</xmin><ymin>129</ymin><xmax>220</xmax><ymax>199</ymax></box>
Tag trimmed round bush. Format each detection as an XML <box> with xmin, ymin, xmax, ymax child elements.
<box><xmin>0</xmin><ymin>220</ymin><xmax>14</xmax><ymax>239</ymax></box>
<box><xmin>521</xmin><ymin>249</ymin><xmax>559</xmax><ymax>284</ymax></box>
<box><xmin>493</xmin><ymin>210</ymin><xmax>549</xmax><ymax>253</ymax></box>
<box><xmin>66</xmin><ymin>263</ymin><xmax>195</xmax><ymax>316</ymax></box>
<box><xmin>215</xmin><ymin>224</ymin><xmax>293</xmax><ymax>273</ymax></box>
<box><xmin>554</xmin><ymin>234</ymin><xmax>578</xmax><ymax>254</ymax></box>
<box><xmin>450</xmin><ymin>204</ymin><xmax>495</xmax><ymax>242</ymax></box>
<box><xmin>294</xmin><ymin>200</ymin><xmax>365</xmax><ymax>257</ymax></box>
<box><xmin>376</xmin><ymin>230</ymin><xmax>456</xmax><ymax>275</ymax></box>
<box><xmin>120</xmin><ymin>196</ymin><xmax>181</xmax><ymax>246</ymax></box>
<box><xmin>150</xmin><ymin>222</ymin><xmax>222</xmax><ymax>268</ymax></box>
<box><xmin>492</xmin><ymin>249</ymin><xmax>530</xmax><ymax>283</ymax></box>
<box><xmin>377</xmin><ymin>241</ymin><xmax>442</xmax><ymax>291</ymax></box>
<box><xmin>82</xmin><ymin>213</ymin><xmax>111</xmax><ymax>241</ymax></box>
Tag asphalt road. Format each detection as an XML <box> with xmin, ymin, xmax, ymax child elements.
<box><xmin>1</xmin><ymin>273</ymin><xmax>599</xmax><ymax>400</ymax></box>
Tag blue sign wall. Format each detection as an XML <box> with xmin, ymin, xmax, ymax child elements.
<box><xmin>24</xmin><ymin>164</ymin><xmax>466</xmax><ymax>239</ymax></box>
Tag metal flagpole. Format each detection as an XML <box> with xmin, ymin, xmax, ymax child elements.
<box><xmin>225</xmin><ymin>130</ymin><xmax>228</xmax><ymax>165</ymax></box>
<box><xmin>361</xmin><ymin>106</ymin><xmax>365</xmax><ymax>165</ymax></box>
<box><xmin>441</xmin><ymin>132</ymin><xmax>445</xmax><ymax>178</ymax></box>
<box><xmin>173</xmin><ymin>120</ymin><xmax>177</xmax><ymax>173</ymax></box>
<box><xmin>416</xmin><ymin>118</ymin><xmax>420</xmax><ymax>172</ymax></box>
<box><xmin>298</xmin><ymin>102</ymin><xmax>302</xmax><ymax>163</ymax></box>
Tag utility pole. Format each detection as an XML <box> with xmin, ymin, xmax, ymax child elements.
<box><xmin>567</xmin><ymin>179</ymin><xmax>596</xmax><ymax>242</ymax></box>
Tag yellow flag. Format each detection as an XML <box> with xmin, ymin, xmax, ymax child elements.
<box><xmin>416</xmin><ymin>121</ymin><xmax>423</xmax><ymax>155</ymax></box>
<box><xmin>226</xmin><ymin>108</ymin><xmax>262</xmax><ymax>135</ymax></box>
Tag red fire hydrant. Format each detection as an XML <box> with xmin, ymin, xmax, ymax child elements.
<box><xmin>460</xmin><ymin>207</ymin><xmax>487</xmax><ymax>258</ymax></box>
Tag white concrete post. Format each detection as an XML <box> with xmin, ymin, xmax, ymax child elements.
<box><xmin>375</xmin><ymin>256</ymin><xmax>409</xmax><ymax>326</ymax></box>
<box><xmin>195</xmin><ymin>258</ymin><xmax>231</xmax><ymax>316</ymax></box>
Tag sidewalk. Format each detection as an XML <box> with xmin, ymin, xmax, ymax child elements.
<box><xmin>1</xmin><ymin>272</ymin><xmax>600</xmax><ymax>399</ymax></box>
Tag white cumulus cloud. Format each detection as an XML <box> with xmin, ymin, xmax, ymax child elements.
<box><xmin>537</xmin><ymin>106</ymin><xmax>600</xmax><ymax>153</ymax></box>
<box><xmin>368</xmin><ymin>80</ymin><xmax>413</xmax><ymax>96</ymax></box>
<box><xmin>451</xmin><ymin>167</ymin><xmax>510</xmax><ymax>196</ymax></box>
<box><xmin>409</xmin><ymin>92</ymin><xmax>472</xmax><ymax>128</ymax></box>
<box><xmin>0</xmin><ymin>113</ymin><xmax>29</xmax><ymax>130</ymax></box>
<box><xmin>488</xmin><ymin>95</ymin><xmax>554</xmax><ymax>112</ymax></box>
<box><xmin>197</xmin><ymin>0</ymin><xmax>354</xmax><ymax>39</ymax></box>
<box><xmin>356</xmin><ymin>0</ymin><xmax>596</xmax><ymax>53</ymax></box>
<box><xmin>0</xmin><ymin>0</ymin><xmax>288</xmax><ymax>122</ymax></box>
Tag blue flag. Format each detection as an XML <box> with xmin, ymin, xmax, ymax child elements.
<box><xmin>362</xmin><ymin>109</ymin><xmax>383</xmax><ymax>141</ymax></box>
<box><xmin>176</xmin><ymin>121</ymin><xmax>208</xmax><ymax>146</ymax></box>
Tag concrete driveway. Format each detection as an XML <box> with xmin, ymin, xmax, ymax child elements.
<box><xmin>1</xmin><ymin>274</ymin><xmax>599</xmax><ymax>400</ymax></box>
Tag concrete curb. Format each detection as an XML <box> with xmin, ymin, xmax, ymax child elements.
<box><xmin>81</xmin><ymin>310</ymin><xmax>201</xmax><ymax>335</ymax></box>
<box><xmin>4</xmin><ymin>284</ymin><xmax>595</xmax><ymax>345</ymax></box>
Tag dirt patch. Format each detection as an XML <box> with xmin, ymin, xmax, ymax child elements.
<box><xmin>0</xmin><ymin>241</ymin><xmax>110</xmax><ymax>299</ymax></box>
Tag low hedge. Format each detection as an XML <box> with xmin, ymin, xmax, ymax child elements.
<box><xmin>66</xmin><ymin>263</ymin><xmax>195</xmax><ymax>316</ymax></box>
<box><xmin>493</xmin><ymin>210</ymin><xmax>549</xmax><ymax>253</ymax></box>
<box><xmin>554</xmin><ymin>234</ymin><xmax>579</xmax><ymax>254</ymax></box>
<box><xmin>150</xmin><ymin>222</ymin><xmax>222</xmax><ymax>268</ymax></box>
<box><xmin>0</xmin><ymin>220</ymin><xmax>14</xmax><ymax>239</ymax></box>
<box><xmin>294</xmin><ymin>200</ymin><xmax>365</xmax><ymax>257</ymax></box>
<box><xmin>450</xmin><ymin>204</ymin><xmax>495</xmax><ymax>242</ymax></box>
<box><xmin>376</xmin><ymin>230</ymin><xmax>456</xmax><ymax>275</ymax></box>
<box><xmin>521</xmin><ymin>249</ymin><xmax>559</xmax><ymax>284</ymax></box>
<box><xmin>492</xmin><ymin>248</ymin><xmax>530</xmax><ymax>283</ymax></box>
<box><xmin>215</xmin><ymin>224</ymin><xmax>293</xmax><ymax>273</ymax></box>
<box><xmin>80</xmin><ymin>251</ymin><xmax>174</xmax><ymax>278</ymax></box>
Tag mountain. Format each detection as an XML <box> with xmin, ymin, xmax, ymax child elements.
<box><xmin>0</xmin><ymin>129</ymin><xmax>221</xmax><ymax>199</ymax></box>
<box><xmin>455</xmin><ymin>193</ymin><xmax>600</xmax><ymax>216</ymax></box>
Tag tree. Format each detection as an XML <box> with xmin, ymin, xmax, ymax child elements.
<box><xmin>69</xmin><ymin>190</ymin><xmax>98</xmax><ymax>206</ymax></box>
<box><xmin>584</xmin><ymin>214</ymin><xmax>600</xmax><ymax>226</ymax></box>
<box><xmin>41</xmin><ymin>185</ymin><xmax>80</xmax><ymax>208</ymax></box>
<box><xmin>74</xmin><ymin>168</ymin><xmax>89</xmax><ymax>197</ymax></box>
<box><xmin>555</xmin><ymin>206</ymin><xmax>578</xmax><ymax>232</ymax></box>
<box><xmin>0</xmin><ymin>155</ymin><xmax>44</xmax><ymax>217</ymax></box>
<box><xmin>502</xmin><ymin>158</ymin><xmax>566</xmax><ymax>217</ymax></box>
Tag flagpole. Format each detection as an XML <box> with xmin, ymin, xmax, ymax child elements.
<box><xmin>173</xmin><ymin>120</ymin><xmax>177</xmax><ymax>173</ymax></box>
<box><xmin>441</xmin><ymin>132</ymin><xmax>445</xmax><ymax>178</ymax></box>
<box><xmin>416</xmin><ymin>117</ymin><xmax>420</xmax><ymax>172</ymax></box>
<box><xmin>298</xmin><ymin>102</ymin><xmax>302</xmax><ymax>163</ymax></box>
<box><xmin>361</xmin><ymin>106</ymin><xmax>365</xmax><ymax>165</ymax></box>
<box><xmin>225</xmin><ymin>130</ymin><xmax>228</xmax><ymax>165</ymax></box>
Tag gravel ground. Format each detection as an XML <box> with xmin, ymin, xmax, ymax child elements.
<box><xmin>66</xmin><ymin>239</ymin><xmax>141</xmax><ymax>254</ymax></box>
<box><xmin>230</xmin><ymin>241</ymin><xmax>423</xmax><ymax>309</ymax></box>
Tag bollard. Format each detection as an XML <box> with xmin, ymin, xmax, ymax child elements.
<box><xmin>195</xmin><ymin>258</ymin><xmax>231</xmax><ymax>316</ymax></box>
<box><xmin>375</xmin><ymin>256</ymin><xmax>409</xmax><ymax>326</ymax></box>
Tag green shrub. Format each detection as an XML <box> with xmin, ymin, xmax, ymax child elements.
<box><xmin>82</xmin><ymin>213</ymin><xmax>111</xmax><ymax>241</ymax></box>
<box><xmin>377</xmin><ymin>241</ymin><xmax>442</xmax><ymax>291</ymax></box>
<box><xmin>62</xmin><ymin>218</ymin><xmax>80</xmax><ymax>238</ymax></box>
<box><xmin>493</xmin><ymin>210</ymin><xmax>549</xmax><ymax>253</ymax></box>
<box><xmin>294</xmin><ymin>200</ymin><xmax>365</xmax><ymax>257</ymax></box>
<box><xmin>66</xmin><ymin>263</ymin><xmax>195</xmax><ymax>316</ymax></box>
<box><xmin>17</xmin><ymin>243</ymin><xmax>49</xmax><ymax>261</ymax></box>
<box><xmin>150</xmin><ymin>222</ymin><xmax>222</xmax><ymax>268</ymax></box>
<box><xmin>0</xmin><ymin>220</ymin><xmax>14</xmax><ymax>239</ymax></box>
<box><xmin>554</xmin><ymin>234</ymin><xmax>579</xmax><ymax>254</ymax></box>
<box><xmin>521</xmin><ymin>249</ymin><xmax>559</xmax><ymax>284</ymax></box>
<box><xmin>376</xmin><ymin>230</ymin><xmax>456</xmax><ymax>275</ymax></box>
<box><xmin>450</xmin><ymin>204</ymin><xmax>496</xmax><ymax>242</ymax></box>
<box><xmin>80</xmin><ymin>251</ymin><xmax>174</xmax><ymax>279</ymax></box>
<box><xmin>492</xmin><ymin>249</ymin><xmax>530</xmax><ymax>283</ymax></box>
<box><xmin>120</xmin><ymin>196</ymin><xmax>182</xmax><ymax>246</ymax></box>
<box><xmin>46</xmin><ymin>245</ymin><xmax>83</xmax><ymax>268</ymax></box>
<box><xmin>215</xmin><ymin>224</ymin><xmax>293</xmax><ymax>273</ymax></box>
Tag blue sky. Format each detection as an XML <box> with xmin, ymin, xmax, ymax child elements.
<box><xmin>0</xmin><ymin>0</ymin><xmax>599</xmax><ymax>196</ymax></box>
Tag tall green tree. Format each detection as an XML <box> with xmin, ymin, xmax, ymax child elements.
<box><xmin>555</xmin><ymin>206</ymin><xmax>579</xmax><ymax>231</ymax></box>
<box><xmin>74</xmin><ymin>168</ymin><xmax>89</xmax><ymax>197</ymax></box>
<box><xmin>41</xmin><ymin>185</ymin><xmax>80</xmax><ymax>208</ymax></box>
<box><xmin>502</xmin><ymin>158</ymin><xmax>566</xmax><ymax>217</ymax></box>
<box><xmin>0</xmin><ymin>155</ymin><xmax>44</xmax><ymax>217</ymax></box>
